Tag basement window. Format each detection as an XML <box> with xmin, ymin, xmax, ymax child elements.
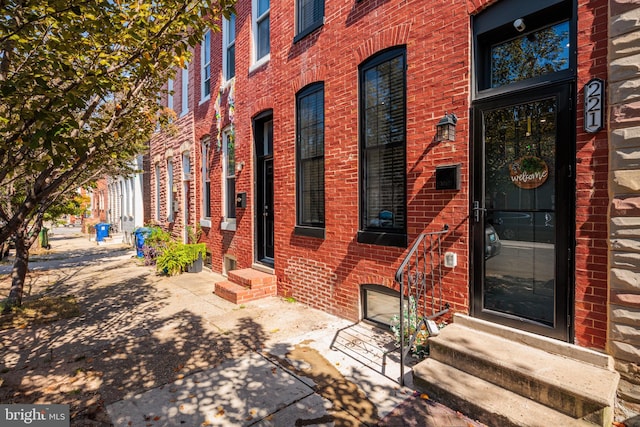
<box><xmin>361</xmin><ymin>284</ymin><xmax>403</xmax><ymax>327</ymax></box>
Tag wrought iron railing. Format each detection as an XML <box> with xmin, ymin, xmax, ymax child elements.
<box><xmin>394</xmin><ymin>225</ymin><xmax>450</xmax><ymax>385</ymax></box>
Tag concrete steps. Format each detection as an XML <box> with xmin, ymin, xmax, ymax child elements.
<box><xmin>413</xmin><ymin>314</ymin><xmax>619</xmax><ymax>427</ymax></box>
<box><xmin>214</xmin><ymin>268</ymin><xmax>277</xmax><ymax>304</ymax></box>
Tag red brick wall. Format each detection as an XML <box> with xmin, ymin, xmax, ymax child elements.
<box><xmin>148</xmin><ymin>95</ymin><xmax>197</xmax><ymax>241</ymax></box>
<box><xmin>155</xmin><ymin>0</ymin><xmax>610</xmax><ymax>350</ymax></box>
<box><xmin>261</xmin><ymin>0</ymin><xmax>472</xmax><ymax>320</ymax></box>
<box><xmin>573</xmin><ymin>0</ymin><xmax>609</xmax><ymax>349</ymax></box>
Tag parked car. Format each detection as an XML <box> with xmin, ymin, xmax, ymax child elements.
<box><xmin>492</xmin><ymin>211</ymin><xmax>554</xmax><ymax>243</ymax></box>
<box><xmin>485</xmin><ymin>224</ymin><xmax>502</xmax><ymax>259</ymax></box>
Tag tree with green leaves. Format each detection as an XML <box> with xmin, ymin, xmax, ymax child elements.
<box><xmin>0</xmin><ymin>0</ymin><xmax>235</xmax><ymax>312</ymax></box>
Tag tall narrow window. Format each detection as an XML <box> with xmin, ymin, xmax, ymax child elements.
<box><xmin>155</xmin><ymin>164</ymin><xmax>161</xmax><ymax>221</ymax></box>
<box><xmin>182</xmin><ymin>153</ymin><xmax>191</xmax><ymax>227</ymax></box>
<box><xmin>295</xmin><ymin>0</ymin><xmax>324</xmax><ymax>42</ymax></box>
<box><xmin>167</xmin><ymin>78</ymin><xmax>174</xmax><ymax>111</ymax></box>
<box><xmin>254</xmin><ymin>0</ymin><xmax>270</xmax><ymax>62</ymax></box>
<box><xmin>223</xmin><ymin>15</ymin><xmax>236</xmax><ymax>81</ymax></box>
<box><xmin>201</xmin><ymin>30</ymin><xmax>211</xmax><ymax>100</ymax></box>
<box><xmin>223</xmin><ymin>129</ymin><xmax>236</xmax><ymax>224</ymax></box>
<box><xmin>167</xmin><ymin>158</ymin><xmax>174</xmax><ymax>222</ymax></box>
<box><xmin>358</xmin><ymin>47</ymin><xmax>407</xmax><ymax>247</ymax></box>
<box><xmin>201</xmin><ymin>138</ymin><xmax>211</xmax><ymax>219</ymax></box>
<box><xmin>181</xmin><ymin>65</ymin><xmax>189</xmax><ymax>116</ymax></box>
<box><xmin>295</xmin><ymin>83</ymin><xmax>324</xmax><ymax>237</ymax></box>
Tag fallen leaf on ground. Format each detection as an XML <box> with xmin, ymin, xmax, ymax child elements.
<box><xmin>420</xmin><ymin>393</ymin><xmax>429</xmax><ymax>400</ymax></box>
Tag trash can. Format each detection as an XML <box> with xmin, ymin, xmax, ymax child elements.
<box><xmin>39</xmin><ymin>227</ymin><xmax>50</xmax><ymax>249</ymax></box>
<box><xmin>96</xmin><ymin>223</ymin><xmax>110</xmax><ymax>242</ymax></box>
<box><xmin>133</xmin><ymin>227</ymin><xmax>151</xmax><ymax>257</ymax></box>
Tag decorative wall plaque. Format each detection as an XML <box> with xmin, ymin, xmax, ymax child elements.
<box><xmin>509</xmin><ymin>156</ymin><xmax>549</xmax><ymax>189</ymax></box>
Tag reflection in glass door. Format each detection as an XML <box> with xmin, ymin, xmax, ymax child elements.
<box><xmin>473</xmin><ymin>85</ymin><xmax>572</xmax><ymax>340</ymax></box>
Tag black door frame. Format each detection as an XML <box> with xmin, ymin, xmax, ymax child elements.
<box><xmin>471</xmin><ymin>82</ymin><xmax>575</xmax><ymax>341</ymax></box>
<box><xmin>253</xmin><ymin>111</ymin><xmax>274</xmax><ymax>267</ymax></box>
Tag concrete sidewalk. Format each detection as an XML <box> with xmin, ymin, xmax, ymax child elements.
<box><xmin>1</xmin><ymin>233</ymin><xmax>484</xmax><ymax>426</ymax></box>
<box><xmin>105</xmin><ymin>264</ymin><xmax>483</xmax><ymax>427</ymax></box>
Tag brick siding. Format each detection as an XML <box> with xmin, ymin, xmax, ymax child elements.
<box><xmin>148</xmin><ymin>0</ymin><xmax>611</xmax><ymax>349</ymax></box>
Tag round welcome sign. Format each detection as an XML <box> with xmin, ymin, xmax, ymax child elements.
<box><xmin>509</xmin><ymin>156</ymin><xmax>549</xmax><ymax>189</ymax></box>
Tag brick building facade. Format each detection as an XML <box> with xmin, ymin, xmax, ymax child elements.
<box><xmin>148</xmin><ymin>0</ymin><xmax>640</xmax><ymax>406</ymax></box>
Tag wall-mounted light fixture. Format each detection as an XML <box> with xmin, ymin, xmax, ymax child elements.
<box><xmin>236</xmin><ymin>161</ymin><xmax>245</xmax><ymax>173</ymax></box>
<box><xmin>436</xmin><ymin>113</ymin><xmax>457</xmax><ymax>142</ymax></box>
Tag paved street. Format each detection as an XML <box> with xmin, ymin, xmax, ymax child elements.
<box><xmin>0</xmin><ymin>230</ymin><xmax>484</xmax><ymax>426</ymax></box>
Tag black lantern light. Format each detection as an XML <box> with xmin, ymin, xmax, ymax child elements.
<box><xmin>436</xmin><ymin>113</ymin><xmax>457</xmax><ymax>142</ymax></box>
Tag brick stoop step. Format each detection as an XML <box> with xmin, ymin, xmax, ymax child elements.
<box><xmin>214</xmin><ymin>268</ymin><xmax>277</xmax><ymax>304</ymax></box>
<box><xmin>413</xmin><ymin>314</ymin><xmax>620</xmax><ymax>427</ymax></box>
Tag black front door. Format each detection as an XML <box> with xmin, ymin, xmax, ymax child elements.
<box><xmin>472</xmin><ymin>83</ymin><xmax>573</xmax><ymax>340</ymax></box>
<box><xmin>254</xmin><ymin>114</ymin><xmax>274</xmax><ymax>266</ymax></box>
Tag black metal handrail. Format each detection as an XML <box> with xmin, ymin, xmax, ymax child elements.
<box><xmin>395</xmin><ymin>224</ymin><xmax>449</xmax><ymax>385</ymax></box>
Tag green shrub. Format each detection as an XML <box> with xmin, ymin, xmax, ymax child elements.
<box><xmin>156</xmin><ymin>242</ymin><xmax>190</xmax><ymax>276</ymax></box>
<box><xmin>155</xmin><ymin>242</ymin><xmax>207</xmax><ymax>276</ymax></box>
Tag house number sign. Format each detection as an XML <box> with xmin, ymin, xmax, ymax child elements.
<box><xmin>584</xmin><ymin>78</ymin><xmax>604</xmax><ymax>133</ymax></box>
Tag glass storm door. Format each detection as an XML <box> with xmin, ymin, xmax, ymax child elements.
<box><xmin>472</xmin><ymin>84</ymin><xmax>573</xmax><ymax>341</ymax></box>
<box><xmin>255</xmin><ymin>115</ymin><xmax>274</xmax><ymax>266</ymax></box>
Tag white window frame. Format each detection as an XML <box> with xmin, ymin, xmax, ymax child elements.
<box><xmin>182</xmin><ymin>152</ymin><xmax>191</xmax><ymax>180</ymax></box>
<box><xmin>167</xmin><ymin>78</ymin><xmax>174</xmax><ymax>112</ymax></box>
<box><xmin>252</xmin><ymin>0</ymin><xmax>270</xmax><ymax>69</ymax></box>
<box><xmin>167</xmin><ymin>158</ymin><xmax>174</xmax><ymax>222</ymax></box>
<box><xmin>223</xmin><ymin>15</ymin><xmax>236</xmax><ymax>82</ymax></box>
<box><xmin>181</xmin><ymin>64</ymin><xmax>189</xmax><ymax>116</ymax></box>
<box><xmin>155</xmin><ymin>164</ymin><xmax>161</xmax><ymax>221</ymax></box>
<box><xmin>201</xmin><ymin>31</ymin><xmax>211</xmax><ymax>102</ymax></box>
<box><xmin>221</xmin><ymin>128</ymin><xmax>236</xmax><ymax>231</ymax></box>
<box><xmin>181</xmin><ymin>152</ymin><xmax>191</xmax><ymax>242</ymax></box>
<box><xmin>200</xmin><ymin>138</ymin><xmax>212</xmax><ymax>227</ymax></box>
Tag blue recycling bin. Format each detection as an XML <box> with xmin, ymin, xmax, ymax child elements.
<box><xmin>96</xmin><ymin>223</ymin><xmax>110</xmax><ymax>242</ymax></box>
<box><xmin>134</xmin><ymin>227</ymin><xmax>151</xmax><ymax>257</ymax></box>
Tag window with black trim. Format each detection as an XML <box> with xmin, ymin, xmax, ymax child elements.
<box><xmin>474</xmin><ymin>0</ymin><xmax>573</xmax><ymax>95</ymax></box>
<box><xmin>295</xmin><ymin>0</ymin><xmax>324</xmax><ymax>42</ymax></box>
<box><xmin>358</xmin><ymin>47</ymin><xmax>407</xmax><ymax>248</ymax></box>
<box><xmin>295</xmin><ymin>83</ymin><xmax>324</xmax><ymax>237</ymax></box>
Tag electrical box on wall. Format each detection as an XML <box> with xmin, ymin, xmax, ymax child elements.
<box><xmin>435</xmin><ymin>164</ymin><xmax>461</xmax><ymax>190</ymax></box>
<box><xmin>444</xmin><ymin>252</ymin><xmax>457</xmax><ymax>268</ymax></box>
<box><xmin>236</xmin><ymin>192</ymin><xmax>246</xmax><ymax>208</ymax></box>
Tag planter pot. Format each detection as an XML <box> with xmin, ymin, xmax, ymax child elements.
<box><xmin>187</xmin><ymin>254</ymin><xmax>203</xmax><ymax>273</ymax></box>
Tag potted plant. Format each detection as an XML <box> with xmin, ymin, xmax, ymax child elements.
<box><xmin>185</xmin><ymin>242</ymin><xmax>206</xmax><ymax>273</ymax></box>
<box><xmin>390</xmin><ymin>296</ymin><xmax>432</xmax><ymax>359</ymax></box>
<box><xmin>156</xmin><ymin>241</ymin><xmax>191</xmax><ymax>276</ymax></box>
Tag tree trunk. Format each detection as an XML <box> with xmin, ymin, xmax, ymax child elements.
<box><xmin>2</xmin><ymin>222</ymin><xmax>40</xmax><ymax>314</ymax></box>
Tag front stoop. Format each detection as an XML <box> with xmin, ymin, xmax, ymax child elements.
<box><xmin>214</xmin><ymin>268</ymin><xmax>277</xmax><ymax>304</ymax></box>
<box><xmin>413</xmin><ymin>314</ymin><xmax>619</xmax><ymax>427</ymax></box>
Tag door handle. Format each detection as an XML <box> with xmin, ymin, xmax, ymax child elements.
<box><xmin>473</xmin><ymin>201</ymin><xmax>486</xmax><ymax>223</ymax></box>
<box><xmin>263</xmin><ymin>205</ymin><xmax>269</xmax><ymax>217</ymax></box>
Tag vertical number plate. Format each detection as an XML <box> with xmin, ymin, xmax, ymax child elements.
<box><xmin>584</xmin><ymin>78</ymin><xmax>604</xmax><ymax>133</ymax></box>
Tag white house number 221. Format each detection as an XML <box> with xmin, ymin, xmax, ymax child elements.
<box><xmin>584</xmin><ymin>78</ymin><xmax>604</xmax><ymax>133</ymax></box>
